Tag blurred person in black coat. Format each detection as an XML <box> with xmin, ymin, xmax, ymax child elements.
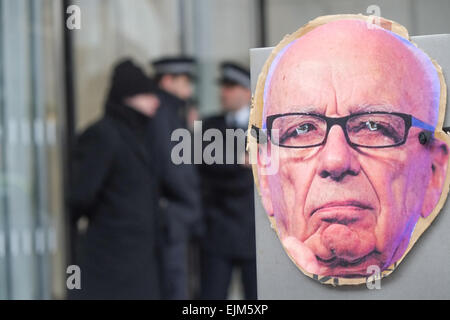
<box><xmin>149</xmin><ymin>56</ymin><xmax>201</xmax><ymax>299</ymax></box>
<box><xmin>199</xmin><ymin>62</ymin><xmax>257</xmax><ymax>300</ymax></box>
<box><xmin>68</xmin><ymin>59</ymin><xmax>162</xmax><ymax>300</ymax></box>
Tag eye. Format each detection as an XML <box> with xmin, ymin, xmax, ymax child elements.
<box><xmin>295</xmin><ymin>123</ymin><xmax>314</xmax><ymax>135</ymax></box>
<box><xmin>366</xmin><ymin>121</ymin><xmax>378</xmax><ymax>131</ymax></box>
<box><xmin>279</xmin><ymin>122</ymin><xmax>317</xmax><ymax>143</ymax></box>
<box><xmin>351</xmin><ymin>120</ymin><xmax>401</xmax><ymax>142</ymax></box>
<box><xmin>291</xmin><ymin>123</ymin><xmax>317</xmax><ymax>138</ymax></box>
<box><xmin>347</xmin><ymin>113</ymin><xmax>407</xmax><ymax>147</ymax></box>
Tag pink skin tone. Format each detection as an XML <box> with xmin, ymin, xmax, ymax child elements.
<box><xmin>125</xmin><ymin>93</ymin><xmax>160</xmax><ymax>117</ymax></box>
<box><xmin>160</xmin><ymin>74</ymin><xmax>194</xmax><ymax>101</ymax></box>
<box><xmin>258</xmin><ymin>20</ymin><xmax>449</xmax><ymax>277</ymax></box>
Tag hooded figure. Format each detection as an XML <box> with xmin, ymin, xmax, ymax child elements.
<box><xmin>68</xmin><ymin>59</ymin><xmax>162</xmax><ymax>299</ymax></box>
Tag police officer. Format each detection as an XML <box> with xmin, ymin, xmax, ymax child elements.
<box><xmin>199</xmin><ymin>62</ymin><xmax>257</xmax><ymax>300</ymax></box>
<box><xmin>68</xmin><ymin>59</ymin><xmax>162</xmax><ymax>299</ymax></box>
<box><xmin>148</xmin><ymin>56</ymin><xmax>201</xmax><ymax>299</ymax></box>
<box><xmin>152</xmin><ymin>56</ymin><xmax>197</xmax><ymax>128</ymax></box>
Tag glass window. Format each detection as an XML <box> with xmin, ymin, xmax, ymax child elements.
<box><xmin>0</xmin><ymin>0</ymin><xmax>65</xmax><ymax>300</ymax></box>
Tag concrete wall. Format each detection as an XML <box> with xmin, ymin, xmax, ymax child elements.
<box><xmin>73</xmin><ymin>0</ymin><xmax>260</xmax><ymax>131</ymax></box>
<box><xmin>73</xmin><ymin>0</ymin><xmax>180</xmax><ymax>131</ymax></box>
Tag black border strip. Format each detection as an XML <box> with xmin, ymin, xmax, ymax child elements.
<box><xmin>62</xmin><ymin>0</ymin><xmax>77</xmax><ymax>267</ymax></box>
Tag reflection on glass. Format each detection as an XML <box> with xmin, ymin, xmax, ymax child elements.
<box><xmin>0</xmin><ymin>0</ymin><xmax>65</xmax><ymax>299</ymax></box>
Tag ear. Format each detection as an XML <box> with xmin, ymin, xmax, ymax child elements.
<box><xmin>421</xmin><ymin>138</ymin><xmax>449</xmax><ymax>218</ymax></box>
<box><xmin>257</xmin><ymin>143</ymin><xmax>274</xmax><ymax>217</ymax></box>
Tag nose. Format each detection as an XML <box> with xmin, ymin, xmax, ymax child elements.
<box><xmin>317</xmin><ymin>125</ymin><xmax>360</xmax><ymax>182</ymax></box>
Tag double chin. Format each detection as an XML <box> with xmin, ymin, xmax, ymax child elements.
<box><xmin>303</xmin><ymin>208</ymin><xmax>378</xmax><ymax>271</ymax></box>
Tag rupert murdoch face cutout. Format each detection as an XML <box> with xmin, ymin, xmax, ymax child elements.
<box><xmin>252</xmin><ymin>16</ymin><xmax>450</xmax><ymax>284</ymax></box>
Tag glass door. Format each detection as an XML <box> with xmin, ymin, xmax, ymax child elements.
<box><xmin>0</xmin><ymin>0</ymin><xmax>65</xmax><ymax>300</ymax></box>
<box><xmin>0</xmin><ymin>0</ymin><xmax>8</xmax><ymax>299</ymax></box>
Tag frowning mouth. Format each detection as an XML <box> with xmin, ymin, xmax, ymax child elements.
<box><xmin>315</xmin><ymin>250</ymin><xmax>380</xmax><ymax>271</ymax></box>
<box><xmin>316</xmin><ymin>254</ymin><xmax>369</xmax><ymax>267</ymax></box>
<box><xmin>310</xmin><ymin>200</ymin><xmax>374</xmax><ymax>217</ymax></box>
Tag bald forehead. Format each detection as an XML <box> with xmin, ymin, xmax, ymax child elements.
<box><xmin>265</xmin><ymin>20</ymin><xmax>439</xmax><ymax>125</ymax></box>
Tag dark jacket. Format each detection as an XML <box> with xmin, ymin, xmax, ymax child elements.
<box><xmin>198</xmin><ymin>114</ymin><xmax>256</xmax><ymax>259</ymax></box>
<box><xmin>69</xmin><ymin>101</ymin><xmax>161</xmax><ymax>299</ymax></box>
<box><xmin>148</xmin><ymin>90</ymin><xmax>201</xmax><ymax>244</ymax></box>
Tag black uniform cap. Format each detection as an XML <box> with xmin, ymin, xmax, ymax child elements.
<box><xmin>108</xmin><ymin>58</ymin><xmax>157</xmax><ymax>103</ymax></box>
<box><xmin>151</xmin><ymin>56</ymin><xmax>197</xmax><ymax>79</ymax></box>
<box><xmin>218</xmin><ymin>62</ymin><xmax>250</xmax><ymax>89</ymax></box>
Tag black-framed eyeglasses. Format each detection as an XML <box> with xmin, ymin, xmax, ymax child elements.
<box><xmin>251</xmin><ymin>112</ymin><xmax>435</xmax><ymax>149</ymax></box>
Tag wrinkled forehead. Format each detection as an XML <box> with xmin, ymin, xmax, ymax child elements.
<box><xmin>262</xmin><ymin>20</ymin><xmax>440</xmax><ymax>129</ymax></box>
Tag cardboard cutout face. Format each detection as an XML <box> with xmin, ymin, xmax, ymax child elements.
<box><xmin>249</xmin><ymin>15</ymin><xmax>450</xmax><ymax>285</ymax></box>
